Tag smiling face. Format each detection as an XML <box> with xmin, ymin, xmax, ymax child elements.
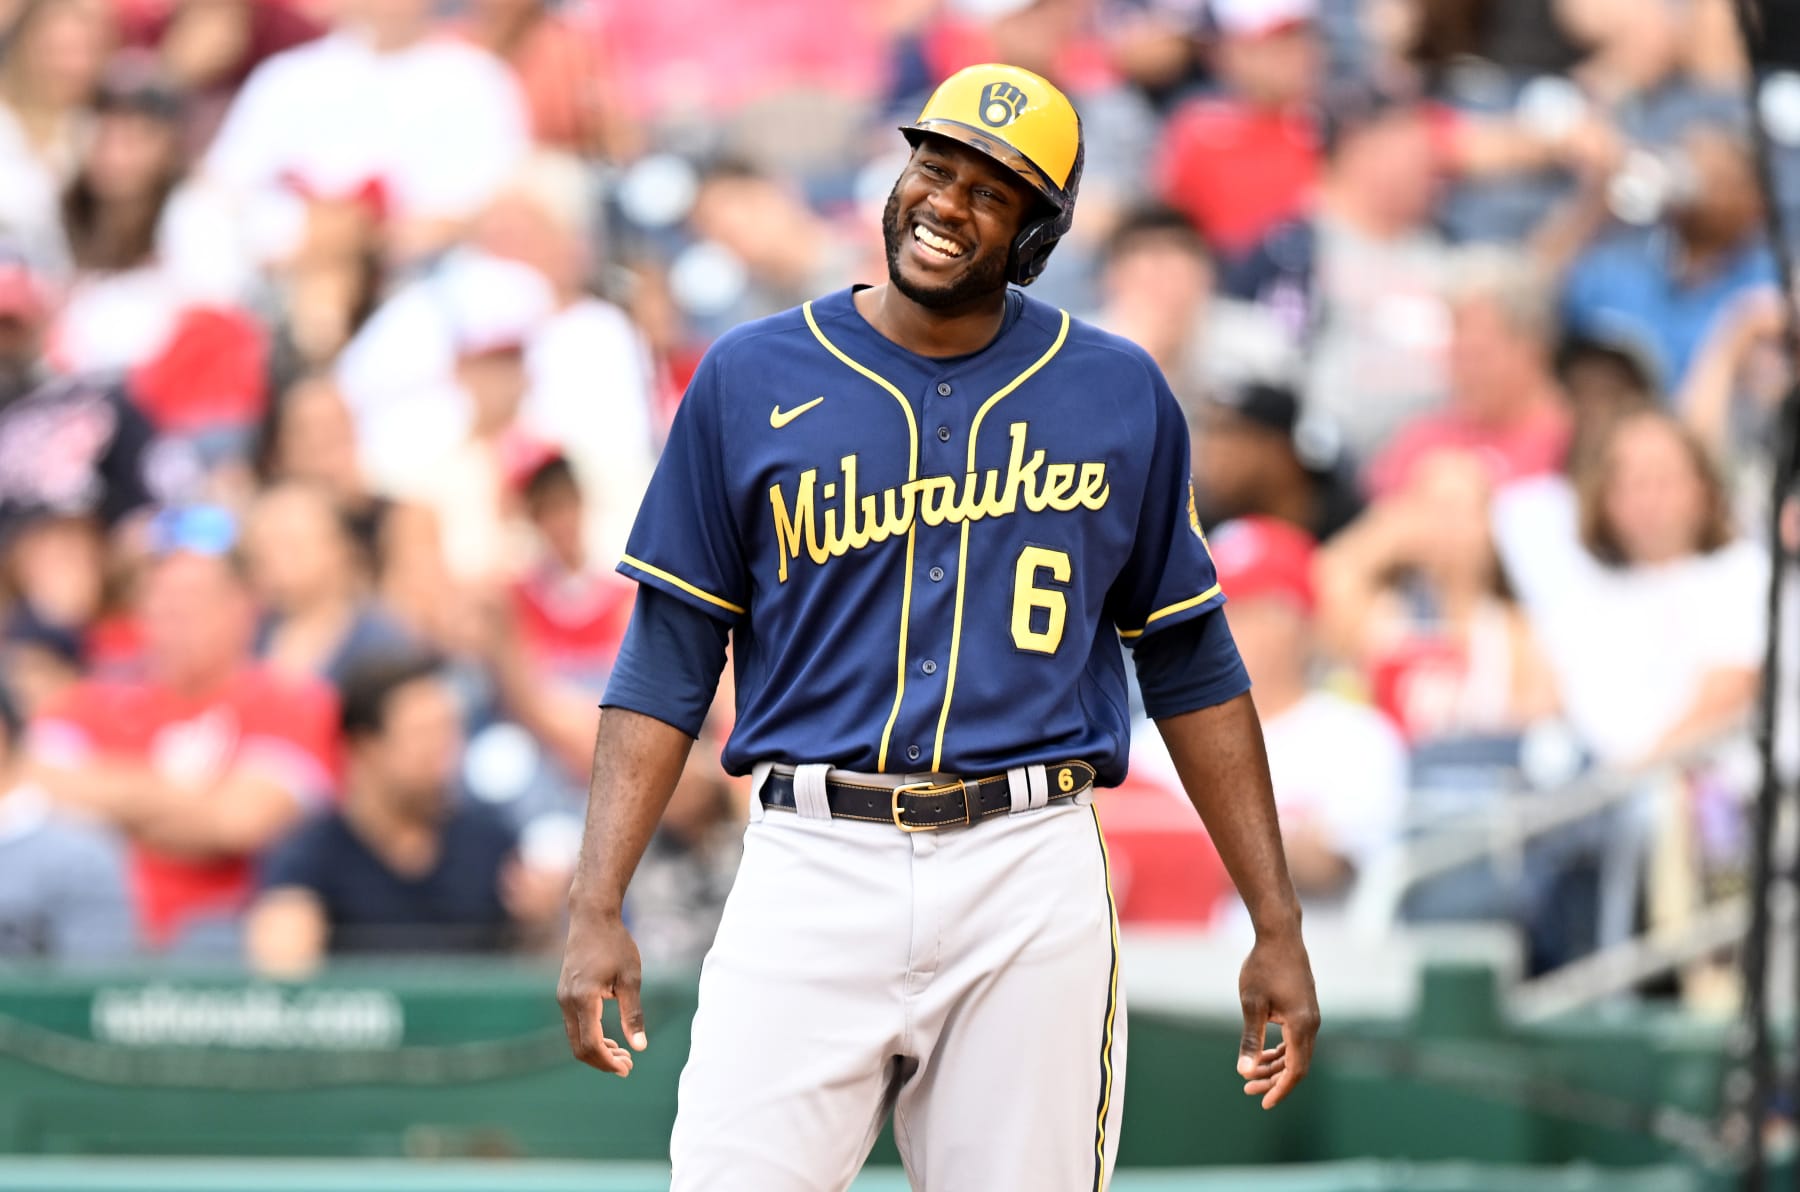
<box><xmin>882</xmin><ymin>134</ymin><xmax>1037</xmax><ymax>311</ymax></box>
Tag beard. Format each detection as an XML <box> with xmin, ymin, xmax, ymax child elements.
<box><xmin>882</xmin><ymin>184</ymin><xmax>1010</xmax><ymax>310</ymax></box>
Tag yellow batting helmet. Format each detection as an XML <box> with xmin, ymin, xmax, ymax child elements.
<box><xmin>900</xmin><ymin>63</ymin><xmax>1084</xmax><ymax>286</ymax></box>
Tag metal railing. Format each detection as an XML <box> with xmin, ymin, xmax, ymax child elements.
<box><xmin>1346</xmin><ymin>737</ymin><xmax>1776</xmax><ymax>1019</ymax></box>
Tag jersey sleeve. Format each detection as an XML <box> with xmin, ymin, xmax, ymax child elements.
<box><xmin>601</xmin><ymin>586</ymin><xmax>731</xmax><ymax>737</ymax></box>
<box><xmin>1107</xmin><ymin>362</ymin><xmax>1225</xmax><ymax>645</ymax></box>
<box><xmin>1132</xmin><ymin>601</ymin><xmax>1250</xmax><ymax>719</ymax></box>
<box><xmin>616</xmin><ymin>344</ymin><xmax>749</xmax><ymax>624</ymax></box>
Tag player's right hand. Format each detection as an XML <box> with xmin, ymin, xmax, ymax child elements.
<box><xmin>557</xmin><ymin>907</ymin><xmax>647</xmax><ymax>1077</ymax></box>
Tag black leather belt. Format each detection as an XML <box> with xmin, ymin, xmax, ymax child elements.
<box><xmin>759</xmin><ymin>761</ymin><xmax>1097</xmax><ymax>832</ymax></box>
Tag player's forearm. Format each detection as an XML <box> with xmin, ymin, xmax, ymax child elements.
<box><xmin>1156</xmin><ymin>693</ymin><xmax>1303</xmax><ymax>937</ymax></box>
<box><xmin>568</xmin><ymin>707</ymin><xmax>696</xmax><ymax>916</ymax></box>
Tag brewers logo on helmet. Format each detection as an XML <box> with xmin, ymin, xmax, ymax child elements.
<box><xmin>901</xmin><ymin>63</ymin><xmax>1084</xmax><ymax>287</ymax></box>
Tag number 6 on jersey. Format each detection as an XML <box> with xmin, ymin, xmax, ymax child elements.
<box><xmin>1011</xmin><ymin>546</ymin><xmax>1072</xmax><ymax>654</ymax></box>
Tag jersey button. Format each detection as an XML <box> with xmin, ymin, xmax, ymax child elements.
<box><xmin>921</xmin><ymin>659</ymin><xmax>938</xmax><ymax>675</ymax></box>
<box><xmin>936</xmin><ymin>425</ymin><xmax>951</xmax><ymax>442</ymax></box>
<box><xmin>928</xmin><ymin>566</ymin><xmax>945</xmax><ymax>582</ymax></box>
<box><xmin>907</xmin><ymin>745</ymin><xmax>922</xmax><ymax>762</ymax></box>
<box><xmin>936</xmin><ymin>382</ymin><xmax>953</xmax><ymax>397</ymax></box>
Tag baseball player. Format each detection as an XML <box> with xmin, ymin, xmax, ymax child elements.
<box><xmin>558</xmin><ymin>63</ymin><xmax>1320</xmax><ymax>1190</ymax></box>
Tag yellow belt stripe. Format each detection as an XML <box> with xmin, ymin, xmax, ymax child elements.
<box><xmin>1091</xmin><ymin>805</ymin><xmax>1121</xmax><ymax>1191</ymax></box>
<box><xmin>802</xmin><ymin>300</ymin><xmax>919</xmax><ymax>772</ymax></box>
<box><xmin>930</xmin><ymin>309</ymin><xmax>1071</xmax><ymax>772</ymax></box>
<box><xmin>620</xmin><ymin>554</ymin><xmax>746</xmax><ymax>616</ymax></box>
<box><xmin>1116</xmin><ymin>583</ymin><xmax>1224</xmax><ymax>640</ymax></box>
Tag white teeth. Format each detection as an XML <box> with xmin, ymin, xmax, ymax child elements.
<box><xmin>913</xmin><ymin>224</ymin><xmax>964</xmax><ymax>258</ymax></box>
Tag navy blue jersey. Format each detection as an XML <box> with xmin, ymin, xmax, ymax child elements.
<box><xmin>619</xmin><ymin>286</ymin><xmax>1224</xmax><ymax>784</ymax></box>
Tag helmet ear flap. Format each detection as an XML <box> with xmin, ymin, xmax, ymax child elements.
<box><xmin>1005</xmin><ymin>130</ymin><xmax>1083</xmax><ymax>286</ymax></box>
<box><xmin>1007</xmin><ymin>216</ymin><xmax>1060</xmax><ymax>287</ymax></box>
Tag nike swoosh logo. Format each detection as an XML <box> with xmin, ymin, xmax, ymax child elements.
<box><xmin>770</xmin><ymin>397</ymin><xmax>825</xmax><ymax>429</ymax></box>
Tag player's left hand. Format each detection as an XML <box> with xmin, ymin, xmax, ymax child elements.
<box><xmin>1236</xmin><ymin>929</ymin><xmax>1319</xmax><ymax>1110</ymax></box>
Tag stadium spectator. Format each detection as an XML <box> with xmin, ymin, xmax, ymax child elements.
<box><xmin>365</xmin><ymin>508</ymin><xmax>462</xmax><ymax>654</ymax></box>
<box><xmin>253</xmin><ymin>225</ymin><xmax>382</xmax><ymax>382</ymax></box>
<box><xmin>1189</xmin><ymin>379</ymin><xmax>1361</xmax><ymax>542</ymax></box>
<box><xmin>51</xmin><ymin>57</ymin><xmax>268</xmax><ymax>421</ymax></box>
<box><xmin>1227</xmin><ymin>80</ymin><xmax>1452</xmax><ymax>461</ymax></box>
<box><xmin>1492</xmin><ymin>405</ymin><xmax>1764</xmax><ymax>975</ymax></box>
<box><xmin>1092</xmin><ymin>0</ymin><xmax>1207</xmax><ymax>102</ymax></box>
<box><xmin>334</xmin><ymin>175</ymin><xmax>655</xmax><ymax>567</ymax></box>
<box><xmin>1365</xmin><ymin>248</ymin><xmax>1572</xmax><ymax>499</ymax></box>
<box><xmin>57</xmin><ymin>60</ymin><xmax>187</xmax><ymax>297</ymax></box>
<box><xmin>1091</xmin><ymin>204</ymin><xmax>1295</xmax><ymax>405</ymax></box>
<box><xmin>1676</xmin><ymin>285</ymin><xmax>1790</xmax><ymax>473</ymax></box>
<box><xmin>470</xmin><ymin>455</ymin><xmax>622</xmax><ymax>786</ymax></box>
<box><xmin>398</xmin><ymin>450</ymin><xmax>636</xmax><ymax>833</ymax></box>
<box><xmin>1559</xmin><ymin>0</ymin><xmax>1746</xmax><ymax>147</ymax></box>
<box><xmin>1415</xmin><ymin>0</ymin><xmax>1734</xmax><ymax>244</ymax></box>
<box><xmin>0</xmin><ymin>606</ymin><xmax>83</xmax><ymax>717</ymax></box>
<box><xmin>624</xmin><ymin>719</ymin><xmax>743</xmax><ymax>969</ymax></box>
<box><xmin>0</xmin><ymin>679</ymin><xmax>135</xmax><ymax>961</ymax></box>
<box><xmin>587</xmin><ymin>0</ymin><xmax>886</xmax><ymax>147</ymax></box>
<box><xmin>0</xmin><ymin>0</ymin><xmax>112</xmax><ymax>194</ymax></box>
<box><xmin>1367</xmin><ymin>0</ymin><xmax>1582</xmax><ymax>90</ymax></box>
<box><xmin>1555</xmin><ymin>331</ymin><xmax>1661</xmax><ymax>477</ymax></box>
<box><xmin>335</xmin><ymin>250</ymin><xmax>545</xmax><ymax>487</ymax></box>
<box><xmin>1562</xmin><ymin>126</ymin><xmax>1774</xmax><ymax>389</ymax></box>
<box><xmin>134</xmin><ymin>0</ymin><xmax>325</xmax><ymax>151</ymax></box>
<box><xmin>202</xmin><ymin>0</ymin><xmax>530</xmax><ymax>269</ymax></box>
<box><xmin>1155</xmin><ymin>0</ymin><xmax>1323</xmax><ymax>257</ymax></box>
<box><xmin>376</xmin><ymin>270</ymin><xmax>545</xmax><ymax>585</ymax></box>
<box><xmin>2</xmin><ymin>512</ymin><xmax>105</xmax><ymax>666</ymax></box>
<box><xmin>458</xmin><ymin>0</ymin><xmax>633</xmax><ymax>158</ymax></box>
<box><xmin>684</xmin><ymin>159</ymin><xmax>863</xmax><ymax>327</ymax></box>
<box><xmin>474</xmin><ymin>154</ymin><xmax>658</xmax><ymax>562</ymax></box>
<box><xmin>245</xmin><ymin>651</ymin><xmax>568</xmax><ymax>975</ymax></box>
<box><xmin>1316</xmin><ymin>449</ymin><xmax>1559</xmax><ymax>743</ymax></box>
<box><xmin>250</xmin><ymin>371</ymin><xmax>396</xmax><ymax>554</ymax></box>
<box><xmin>506</xmin><ymin>450</ymin><xmax>632</xmax><ymax>689</ymax></box>
<box><xmin>26</xmin><ymin>506</ymin><xmax>338</xmax><ymax>952</ymax></box>
<box><xmin>0</xmin><ymin>236</ymin><xmax>199</xmax><ymax>543</ymax></box>
<box><xmin>243</xmin><ymin>481</ymin><xmax>414</xmax><ymax>689</ymax></box>
<box><xmin>1208</xmin><ymin>516</ymin><xmax>1407</xmax><ymax>915</ymax></box>
<box><xmin>0</xmin><ymin>240</ymin><xmax>52</xmax><ymax>402</ymax></box>
<box><xmin>1557</xmin><ymin>334</ymin><xmax>1659</xmax><ymax>407</ymax></box>
<box><xmin>1495</xmin><ymin>410</ymin><xmax>1764</xmax><ymax>768</ymax></box>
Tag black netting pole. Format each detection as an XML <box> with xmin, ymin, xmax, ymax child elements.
<box><xmin>1729</xmin><ymin>2</ymin><xmax>1800</xmax><ymax>1188</ymax></box>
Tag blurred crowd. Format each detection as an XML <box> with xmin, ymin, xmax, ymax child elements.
<box><xmin>0</xmin><ymin>0</ymin><xmax>1795</xmax><ymax>996</ymax></box>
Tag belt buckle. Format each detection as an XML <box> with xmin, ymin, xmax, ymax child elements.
<box><xmin>891</xmin><ymin>778</ymin><xmax>961</xmax><ymax>833</ymax></box>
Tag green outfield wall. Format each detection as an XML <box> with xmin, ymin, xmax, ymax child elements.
<box><xmin>0</xmin><ymin>958</ymin><xmax>1747</xmax><ymax>1185</ymax></box>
